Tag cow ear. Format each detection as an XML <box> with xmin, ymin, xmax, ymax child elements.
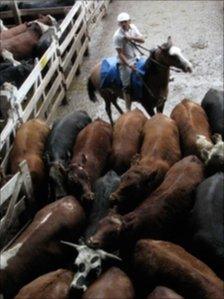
<box><xmin>131</xmin><ymin>153</ymin><xmax>141</xmax><ymax>166</ymax></box>
<box><xmin>81</xmin><ymin>154</ymin><xmax>87</xmax><ymax>164</ymax></box>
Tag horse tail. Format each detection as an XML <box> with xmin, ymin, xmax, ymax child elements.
<box><xmin>87</xmin><ymin>77</ymin><xmax>98</xmax><ymax>103</ymax></box>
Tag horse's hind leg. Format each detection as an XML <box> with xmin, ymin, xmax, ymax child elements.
<box><xmin>105</xmin><ymin>100</ymin><xmax>114</xmax><ymax>125</ymax></box>
<box><xmin>112</xmin><ymin>99</ymin><xmax>124</xmax><ymax>114</ymax></box>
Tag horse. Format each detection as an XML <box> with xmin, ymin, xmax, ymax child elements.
<box><xmin>87</xmin><ymin>37</ymin><xmax>193</xmax><ymax>124</ymax></box>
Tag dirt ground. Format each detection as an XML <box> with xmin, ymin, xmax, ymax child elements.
<box><xmin>55</xmin><ymin>0</ymin><xmax>223</xmax><ymax>122</ymax></box>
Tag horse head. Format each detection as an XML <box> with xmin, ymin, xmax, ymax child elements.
<box><xmin>145</xmin><ymin>36</ymin><xmax>193</xmax><ymax>73</ymax></box>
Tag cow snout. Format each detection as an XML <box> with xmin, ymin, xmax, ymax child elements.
<box><xmin>82</xmin><ymin>191</ymin><xmax>94</xmax><ymax>203</ymax></box>
<box><xmin>109</xmin><ymin>192</ymin><xmax>119</xmax><ymax>205</ymax></box>
<box><xmin>86</xmin><ymin>236</ymin><xmax>100</xmax><ymax>249</ymax></box>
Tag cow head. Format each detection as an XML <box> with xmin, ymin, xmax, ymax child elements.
<box><xmin>86</xmin><ymin>210</ymin><xmax>124</xmax><ymax>250</ymax></box>
<box><xmin>110</xmin><ymin>163</ymin><xmax>165</xmax><ymax>208</ymax></box>
<box><xmin>61</xmin><ymin>241</ymin><xmax>121</xmax><ymax>293</ymax></box>
<box><xmin>49</xmin><ymin>161</ymin><xmax>67</xmax><ymax>199</ymax></box>
<box><xmin>68</xmin><ymin>155</ymin><xmax>94</xmax><ymax>203</ymax></box>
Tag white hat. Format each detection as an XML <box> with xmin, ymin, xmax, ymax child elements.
<box><xmin>117</xmin><ymin>12</ymin><xmax>130</xmax><ymax>22</ymax></box>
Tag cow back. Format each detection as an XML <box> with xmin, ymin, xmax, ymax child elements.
<box><xmin>14</xmin><ymin>269</ymin><xmax>73</xmax><ymax>299</ymax></box>
<box><xmin>110</xmin><ymin>109</ymin><xmax>147</xmax><ymax>174</ymax></box>
<box><xmin>171</xmin><ymin>99</ymin><xmax>211</xmax><ymax>156</ymax></box>
<box><xmin>201</xmin><ymin>88</ymin><xmax>224</xmax><ymax>138</ymax></box>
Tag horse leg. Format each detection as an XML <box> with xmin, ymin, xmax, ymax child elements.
<box><xmin>112</xmin><ymin>99</ymin><xmax>124</xmax><ymax>114</ymax></box>
<box><xmin>105</xmin><ymin>100</ymin><xmax>114</xmax><ymax>125</ymax></box>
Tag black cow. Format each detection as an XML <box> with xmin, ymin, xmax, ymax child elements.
<box><xmin>44</xmin><ymin>110</ymin><xmax>91</xmax><ymax>199</ymax></box>
<box><xmin>0</xmin><ymin>61</ymin><xmax>33</xmax><ymax>88</ymax></box>
<box><xmin>18</xmin><ymin>0</ymin><xmax>75</xmax><ymax>9</ymax></box>
<box><xmin>201</xmin><ymin>88</ymin><xmax>224</xmax><ymax>139</ymax></box>
<box><xmin>189</xmin><ymin>172</ymin><xmax>224</xmax><ymax>278</ymax></box>
<box><xmin>34</xmin><ymin>28</ymin><xmax>55</xmax><ymax>58</ymax></box>
<box><xmin>84</xmin><ymin>170</ymin><xmax>121</xmax><ymax>240</ymax></box>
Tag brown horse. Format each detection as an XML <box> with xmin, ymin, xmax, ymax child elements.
<box><xmin>87</xmin><ymin>37</ymin><xmax>193</xmax><ymax>124</ymax></box>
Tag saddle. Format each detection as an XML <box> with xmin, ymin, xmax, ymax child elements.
<box><xmin>100</xmin><ymin>57</ymin><xmax>146</xmax><ymax>100</ymax></box>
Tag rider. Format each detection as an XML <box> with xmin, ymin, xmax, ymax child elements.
<box><xmin>113</xmin><ymin>12</ymin><xmax>145</xmax><ymax>110</ymax></box>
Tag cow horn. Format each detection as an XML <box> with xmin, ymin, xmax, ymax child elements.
<box><xmin>97</xmin><ymin>249</ymin><xmax>122</xmax><ymax>262</ymax></box>
<box><xmin>61</xmin><ymin>240</ymin><xmax>83</xmax><ymax>251</ymax></box>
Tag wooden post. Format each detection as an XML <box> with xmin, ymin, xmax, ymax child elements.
<box><xmin>10</xmin><ymin>0</ymin><xmax>22</xmax><ymax>25</ymax></box>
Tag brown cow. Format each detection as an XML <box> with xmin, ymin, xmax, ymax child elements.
<box><xmin>0</xmin><ymin>21</ymin><xmax>50</xmax><ymax>62</ymax></box>
<box><xmin>14</xmin><ymin>269</ymin><xmax>73</xmax><ymax>299</ymax></box>
<box><xmin>87</xmin><ymin>155</ymin><xmax>204</xmax><ymax>250</ymax></box>
<box><xmin>68</xmin><ymin>118</ymin><xmax>113</xmax><ymax>203</ymax></box>
<box><xmin>171</xmin><ymin>99</ymin><xmax>224</xmax><ymax>173</ymax></box>
<box><xmin>110</xmin><ymin>108</ymin><xmax>147</xmax><ymax>174</ymax></box>
<box><xmin>82</xmin><ymin>267</ymin><xmax>135</xmax><ymax>299</ymax></box>
<box><xmin>0</xmin><ymin>196</ymin><xmax>85</xmax><ymax>299</ymax></box>
<box><xmin>146</xmin><ymin>286</ymin><xmax>184</xmax><ymax>299</ymax></box>
<box><xmin>134</xmin><ymin>239</ymin><xmax>224</xmax><ymax>299</ymax></box>
<box><xmin>110</xmin><ymin>113</ymin><xmax>181</xmax><ymax>213</ymax></box>
<box><xmin>0</xmin><ymin>14</ymin><xmax>55</xmax><ymax>40</ymax></box>
<box><xmin>10</xmin><ymin>119</ymin><xmax>50</xmax><ymax>200</ymax></box>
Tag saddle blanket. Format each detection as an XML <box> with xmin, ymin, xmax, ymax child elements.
<box><xmin>100</xmin><ymin>57</ymin><xmax>146</xmax><ymax>100</ymax></box>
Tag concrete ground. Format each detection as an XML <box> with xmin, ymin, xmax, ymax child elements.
<box><xmin>54</xmin><ymin>0</ymin><xmax>223</xmax><ymax>122</ymax></box>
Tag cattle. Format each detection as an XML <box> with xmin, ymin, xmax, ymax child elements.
<box><xmin>18</xmin><ymin>0</ymin><xmax>75</xmax><ymax>9</ymax></box>
<box><xmin>134</xmin><ymin>239</ymin><xmax>224</xmax><ymax>299</ymax></box>
<box><xmin>68</xmin><ymin>118</ymin><xmax>113</xmax><ymax>204</ymax></box>
<box><xmin>110</xmin><ymin>113</ymin><xmax>181</xmax><ymax>213</ymax></box>
<box><xmin>82</xmin><ymin>267</ymin><xmax>135</xmax><ymax>299</ymax></box>
<box><xmin>201</xmin><ymin>88</ymin><xmax>224</xmax><ymax>139</ymax></box>
<box><xmin>146</xmin><ymin>286</ymin><xmax>184</xmax><ymax>299</ymax></box>
<box><xmin>87</xmin><ymin>155</ymin><xmax>204</xmax><ymax>250</ymax></box>
<box><xmin>10</xmin><ymin>119</ymin><xmax>50</xmax><ymax>201</ymax></box>
<box><xmin>0</xmin><ymin>22</ymin><xmax>28</xmax><ymax>40</ymax></box>
<box><xmin>110</xmin><ymin>108</ymin><xmax>147</xmax><ymax>174</ymax></box>
<box><xmin>0</xmin><ymin>61</ymin><xmax>33</xmax><ymax>88</ymax></box>
<box><xmin>0</xmin><ymin>196</ymin><xmax>85</xmax><ymax>299</ymax></box>
<box><xmin>188</xmin><ymin>172</ymin><xmax>224</xmax><ymax>278</ymax></box>
<box><xmin>0</xmin><ymin>21</ymin><xmax>50</xmax><ymax>63</ymax></box>
<box><xmin>44</xmin><ymin>111</ymin><xmax>91</xmax><ymax>199</ymax></box>
<box><xmin>84</xmin><ymin>170</ymin><xmax>121</xmax><ymax>241</ymax></box>
<box><xmin>14</xmin><ymin>269</ymin><xmax>73</xmax><ymax>299</ymax></box>
<box><xmin>171</xmin><ymin>99</ymin><xmax>224</xmax><ymax>173</ymax></box>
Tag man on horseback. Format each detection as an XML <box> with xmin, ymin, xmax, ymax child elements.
<box><xmin>113</xmin><ymin>12</ymin><xmax>145</xmax><ymax>110</ymax></box>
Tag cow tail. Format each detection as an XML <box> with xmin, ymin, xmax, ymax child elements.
<box><xmin>87</xmin><ymin>77</ymin><xmax>98</xmax><ymax>103</ymax></box>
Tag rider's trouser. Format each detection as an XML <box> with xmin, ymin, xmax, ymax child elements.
<box><xmin>118</xmin><ymin>62</ymin><xmax>134</xmax><ymax>111</ymax></box>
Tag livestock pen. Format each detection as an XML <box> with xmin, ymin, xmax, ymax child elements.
<box><xmin>0</xmin><ymin>1</ymin><xmax>223</xmax><ymax>298</ymax></box>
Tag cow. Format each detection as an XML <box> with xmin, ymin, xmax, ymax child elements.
<box><xmin>0</xmin><ymin>61</ymin><xmax>33</xmax><ymax>88</ymax></box>
<box><xmin>10</xmin><ymin>119</ymin><xmax>50</xmax><ymax>201</ymax></box>
<box><xmin>84</xmin><ymin>170</ymin><xmax>121</xmax><ymax>240</ymax></box>
<box><xmin>110</xmin><ymin>108</ymin><xmax>147</xmax><ymax>174</ymax></box>
<box><xmin>18</xmin><ymin>0</ymin><xmax>75</xmax><ymax>9</ymax></box>
<box><xmin>110</xmin><ymin>113</ymin><xmax>181</xmax><ymax>213</ymax></box>
<box><xmin>171</xmin><ymin>99</ymin><xmax>224</xmax><ymax>174</ymax></box>
<box><xmin>0</xmin><ymin>21</ymin><xmax>50</xmax><ymax>64</ymax></box>
<box><xmin>44</xmin><ymin>111</ymin><xmax>91</xmax><ymax>199</ymax></box>
<box><xmin>87</xmin><ymin>155</ymin><xmax>204</xmax><ymax>250</ymax></box>
<box><xmin>14</xmin><ymin>269</ymin><xmax>73</xmax><ymax>299</ymax></box>
<box><xmin>0</xmin><ymin>196</ymin><xmax>85</xmax><ymax>299</ymax></box>
<box><xmin>146</xmin><ymin>286</ymin><xmax>184</xmax><ymax>299</ymax></box>
<box><xmin>134</xmin><ymin>239</ymin><xmax>224</xmax><ymax>299</ymax></box>
<box><xmin>201</xmin><ymin>88</ymin><xmax>224</xmax><ymax>139</ymax></box>
<box><xmin>68</xmin><ymin>119</ymin><xmax>113</xmax><ymax>204</ymax></box>
<box><xmin>188</xmin><ymin>172</ymin><xmax>224</xmax><ymax>279</ymax></box>
<box><xmin>82</xmin><ymin>267</ymin><xmax>135</xmax><ymax>299</ymax></box>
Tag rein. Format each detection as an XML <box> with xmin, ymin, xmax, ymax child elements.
<box><xmin>129</xmin><ymin>40</ymin><xmax>181</xmax><ymax>73</ymax></box>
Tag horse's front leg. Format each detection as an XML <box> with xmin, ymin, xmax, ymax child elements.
<box><xmin>105</xmin><ymin>100</ymin><xmax>114</xmax><ymax>125</ymax></box>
